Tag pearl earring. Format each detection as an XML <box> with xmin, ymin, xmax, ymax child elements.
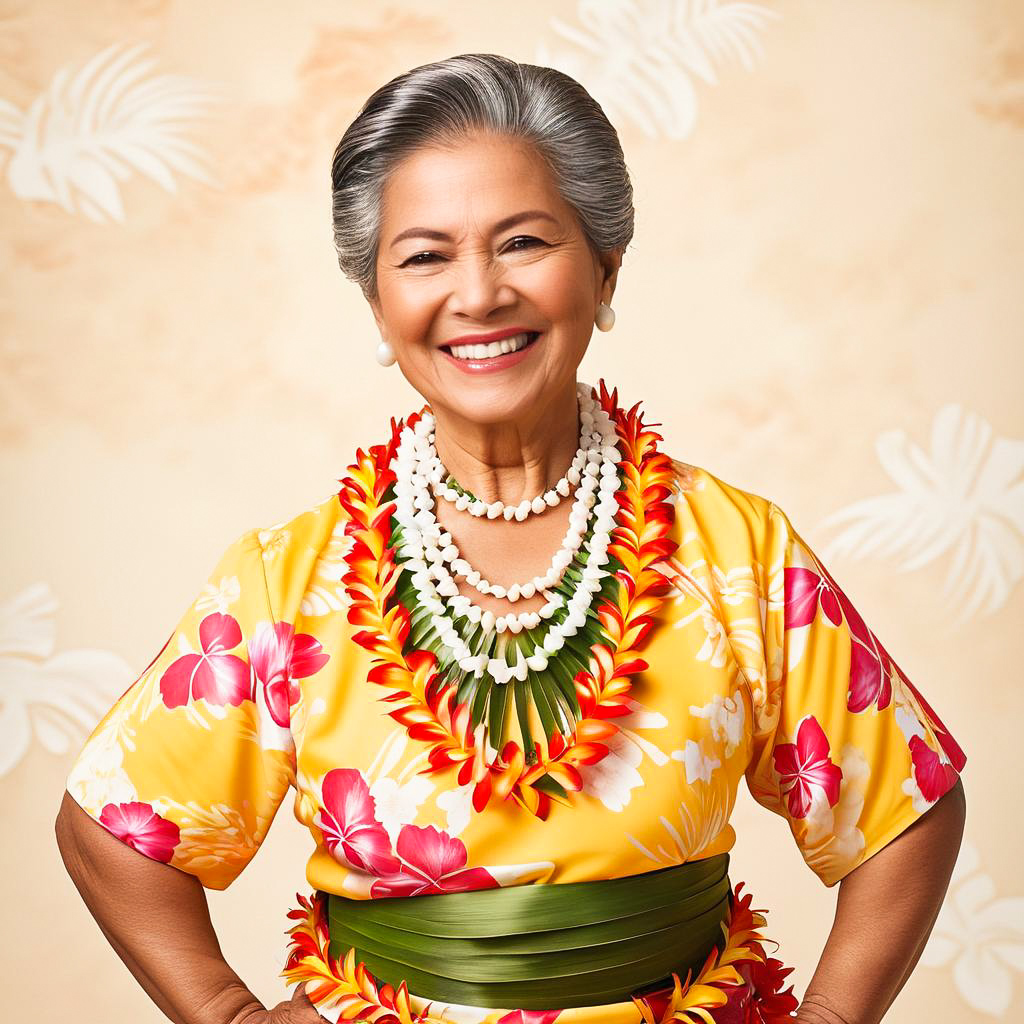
<box><xmin>595</xmin><ymin>302</ymin><xmax>615</xmax><ymax>332</ymax></box>
<box><xmin>375</xmin><ymin>339</ymin><xmax>396</xmax><ymax>367</ymax></box>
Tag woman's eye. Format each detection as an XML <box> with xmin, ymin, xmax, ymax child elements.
<box><xmin>506</xmin><ymin>235</ymin><xmax>542</xmax><ymax>252</ymax></box>
<box><xmin>401</xmin><ymin>251</ymin><xmax>440</xmax><ymax>267</ymax></box>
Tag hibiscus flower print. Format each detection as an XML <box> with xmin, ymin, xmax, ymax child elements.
<box><xmin>248</xmin><ymin>621</ymin><xmax>329</xmax><ymax>728</ymax></box>
<box><xmin>314</xmin><ymin>766</ymin><xmax>502</xmax><ymax>899</ymax></box>
<box><xmin>784</xmin><ymin>545</ymin><xmax>895</xmax><ymax>714</ymax></box>
<box><xmin>159</xmin><ymin>612</ymin><xmax>252</xmax><ymax>709</ymax></box>
<box><xmin>772</xmin><ymin>714</ymin><xmax>842</xmax><ymax>820</ymax></box>
<box><xmin>495</xmin><ymin>1011</ymin><xmax>562</xmax><ymax>1024</ymax></box>
<box><xmin>369</xmin><ymin>824</ymin><xmax>500</xmax><ymax>898</ymax></box>
<box><xmin>891</xmin><ymin>672</ymin><xmax>966</xmax><ymax>810</ymax></box>
<box><xmin>906</xmin><ymin>735</ymin><xmax>961</xmax><ymax>807</ymax></box>
<box><xmin>315</xmin><ymin>767</ymin><xmax>400</xmax><ymax>876</ymax></box>
<box><xmin>98</xmin><ymin>800</ymin><xmax>180</xmax><ymax>863</ymax></box>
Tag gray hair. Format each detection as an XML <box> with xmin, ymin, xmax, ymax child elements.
<box><xmin>330</xmin><ymin>52</ymin><xmax>634</xmax><ymax>301</ymax></box>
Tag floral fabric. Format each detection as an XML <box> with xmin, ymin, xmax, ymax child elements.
<box><xmin>65</xmin><ymin>452</ymin><xmax>966</xmax><ymax>1021</ymax></box>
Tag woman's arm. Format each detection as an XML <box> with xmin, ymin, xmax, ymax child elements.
<box><xmin>795</xmin><ymin>777</ymin><xmax>967</xmax><ymax>1024</ymax></box>
<box><xmin>54</xmin><ymin>790</ymin><xmax>323</xmax><ymax>1024</ymax></box>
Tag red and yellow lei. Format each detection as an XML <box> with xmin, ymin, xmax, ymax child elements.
<box><xmin>335</xmin><ymin>380</ymin><xmax>679</xmax><ymax>819</ymax></box>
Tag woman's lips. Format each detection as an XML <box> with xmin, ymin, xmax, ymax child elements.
<box><xmin>439</xmin><ymin>332</ymin><xmax>542</xmax><ymax>374</ymax></box>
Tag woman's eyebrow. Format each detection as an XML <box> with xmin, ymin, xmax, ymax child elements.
<box><xmin>389</xmin><ymin>210</ymin><xmax>558</xmax><ymax>248</ymax></box>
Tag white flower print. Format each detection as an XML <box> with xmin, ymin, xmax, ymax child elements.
<box><xmin>300</xmin><ymin>516</ymin><xmax>355</xmax><ymax>616</ymax></box>
<box><xmin>666</xmin><ymin>555</ymin><xmax>763</xmax><ymax>692</ymax></box>
<box><xmin>580</xmin><ymin>729</ymin><xmax>645</xmax><ymax>812</ymax></box>
<box><xmin>801</xmin><ymin>744</ymin><xmax>868</xmax><ymax>882</ymax></box>
<box><xmin>65</xmin><ymin>712</ymin><xmax>137</xmax><ymax>813</ymax></box>
<box><xmin>689</xmin><ymin>690</ymin><xmax>746</xmax><ymax>759</ymax></box>
<box><xmin>364</xmin><ymin>730</ymin><xmax>435</xmax><ymax>845</ymax></box>
<box><xmin>194</xmin><ymin>572</ymin><xmax>241</xmax><ymax>616</ymax></box>
<box><xmin>920</xmin><ymin>841</ymin><xmax>1024</xmax><ymax>1016</ymax></box>
<box><xmin>257</xmin><ymin>526</ymin><xmax>291</xmax><ymax>564</ymax></box>
<box><xmin>672</xmin><ymin>738</ymin><xmax>721</xmax><ymax>785</ymax></box>
<box><xmin>436</xmin><ymin>783</ymin><xmax>475</xmax><ymax>838</ymax></box>
<box><xmin>694</xmin><ymin>606</ymin><xmax>732</xmax><ymax>667</ymax></box>
<box><xmin>369</xmin><ymin>773</ymin><xmax>436</xmax><ymax>848</ymax></box>
<box><xmin>578</xmin><ymin>696</ymin><xmax>669</xmax><ymax>811</ymax></box>
<box><xmin>709</xmin><ymin>564</ymin><xmax>758</xmax><ymax>606</ymax></box>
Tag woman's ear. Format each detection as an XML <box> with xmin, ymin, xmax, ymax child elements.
<box><xmin>599</xmin><ymin>248</ymin><xmax>623</xmax><ymax>305</ymax></box>
<box><xmin>367</xmin><ymin>295</ymin><xmax>385</xmax><ymax>335</ymax></box>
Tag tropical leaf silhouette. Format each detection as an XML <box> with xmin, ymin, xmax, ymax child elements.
<box><xmin>0</xmin><ymin>40</ymin><xmax>224</xmax><ymax>223</ymax></box>
<box><xmin>534</xmin><ymin>0</ymin><xmax>780</xmax><ymax>139</ymax></box>
<box><xmin>0</xmin><ymin>582</ymin><xmax>134</xmax><ymax>777</ymax></box>
<box><xmin>817</xmin><ymin>404</ymin><xmax>1024</xmax><ymax>623</ymax></box>
<box><xmin>921</xmin><ymin>840</ymin><xmax>1024</xmax><ymax>1016</ymax></box>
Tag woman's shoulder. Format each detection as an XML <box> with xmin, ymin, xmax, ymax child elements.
<box><xmin>245</xmin><ymin>486</ymin><xmax>350</xmax><ymax>621</ymax></box>
<box><xmin>254</xmin><ymin>486</ymin><xmax>345</xmax><ymax>556</ymax></box>
<box><xmin>664</xmin><ymin>456</ymin><xmax>777</xmax><ymax>555</ymax></box>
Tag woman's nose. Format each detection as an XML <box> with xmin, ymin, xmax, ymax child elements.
<box><xmin>447</xmin><ymin>255</ymin><xmax>514</xmax><ymax>318</ymax></box>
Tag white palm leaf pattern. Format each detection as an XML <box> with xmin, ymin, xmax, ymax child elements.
<box><xmin>0</xmin><ymin>40</ymin><xmax>223</xmax><ymax>223</ymax></box>
<box><xmin>534</xmin><ymin>0</ymin><xmax>780</xmax><ymax>139</ymax></box>
<box><xmin>816</xmin><ymin>404</ymin><xmax>1024</xmax><ymax>623</ymax></box>
<box><xmin>625</xmin><ymin>775</ymin><xmax>732</xmax><ymax>865</ymax></box>
<box><xmin>920</xmin><ymin>840</ymin><xmax>1024</xmax><ymax>1016</ymax></box>
<box><xmin>0</xmin><ymin>582</ymin><xmax>134</xmax><ymax>777</ymax></box>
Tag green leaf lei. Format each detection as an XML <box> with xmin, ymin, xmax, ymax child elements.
<box><xmin>387</xmin><ymin>468</ymin><xmax>624</xmax><ymax>768</ymax></box>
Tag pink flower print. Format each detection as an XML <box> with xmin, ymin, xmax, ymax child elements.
<box><xmin>908</xmin><ymin>735</ymin><xmax>960</xmax><ymax>804</ymax></box>
<box><xmin>836</xmin><ymin>587</ymin><xmax>895</xmax><ymax>715</ymax></box>
<box><xmin>249</xmin><ymin>621</ymin><xmax>330</xmax><ymax>728</ymax></box>
<box><xmin>784</xmin><ymin>566</ymin><xmax>843</xmax><ymax>630</ymax></box>
<box><xmin>901</xmin><ymin>674</ymin><xmax>968</xmax><ymax>773</ymax></box>
<box><xmin>159</xmin><ymin>612</ymin><xmax>251</xmax><ymax>709</ymax></box>
<box><xmin>98</xmin><ymin>800</ymin><xmax>180</xmax><ymax>863</ymax></box>
<box><xmin>772</xmin><ymin>715</ymin><xmax>842</xmax><ymax>820</ymax></box>
<box><xmin>369</xmin><ymin>825</ymin><xmax>500</xmax><ymax>898</ymax></box>
<box><xmin>497</xmin><ymin>1012</ymin><xmax>563</xmax><ymax>1024</ymax></box>
<box><xmin>785</xmin><ymin>557</ymin><xmax>894</xmax><ymax>714</ymax></box>
<box><xmin>316</xmin><ymin>768</ymin><xmax>400</xmax><ymax>875</ymax></box>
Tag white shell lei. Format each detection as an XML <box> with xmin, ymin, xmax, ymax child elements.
<box><xmin>391</xmin><ymin>382</ymin><xmax>621</xmax><ymax>685</ymax></box>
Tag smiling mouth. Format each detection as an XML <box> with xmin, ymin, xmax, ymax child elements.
<box><xmin>440</xmin><ymin>331</ymin><xmax>541</xmax><ymax>361</ymax></box>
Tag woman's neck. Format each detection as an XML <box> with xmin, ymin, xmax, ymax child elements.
<box><xmin>429</xmin><ymin>381</ymin><xmax>580</xmax><ymax>506</ymax></box>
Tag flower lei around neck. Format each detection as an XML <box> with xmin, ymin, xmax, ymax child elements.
<box><xmin>336</xmin><ymin>380</ymin><xmax>678</xmax><ymax>819</ymax></box>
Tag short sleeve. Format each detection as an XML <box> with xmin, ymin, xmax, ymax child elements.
<box><xmin>65</xmin><ymin>529</ymin><xmax>303</xmax><ymax>890</ymax></box>
<box><xmin>744</xmin><ymin>502</ymin><xmax>967</xmax><ymax>887</ymax></box>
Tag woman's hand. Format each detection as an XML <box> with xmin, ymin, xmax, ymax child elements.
<box><xmin>238</xmin><ymin>983</ymin><xmax>329</xmax><ymax>1023</ymax></box>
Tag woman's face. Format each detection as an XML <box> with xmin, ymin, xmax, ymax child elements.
<box><xmin>367</xmin><ymin>133</ymin><xmax>621</xmax><ymax>428</ymax></box>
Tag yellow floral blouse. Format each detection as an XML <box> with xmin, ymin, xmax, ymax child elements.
<box><xmin>65</xmin><ymin>397</ymin><xmax>966</xmax><ymax>1024</ymax></box>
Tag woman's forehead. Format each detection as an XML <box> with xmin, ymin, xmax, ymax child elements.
<box><xmin>379</xmin><ymin>138</ymin><xmax>568</xmax><ymax>240</ymax></box>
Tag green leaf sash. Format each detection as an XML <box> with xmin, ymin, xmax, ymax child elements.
<box><xmin>324</xmin><ymin>853</ymin><xmax>731</xmax><ymax>1009</ymax></box>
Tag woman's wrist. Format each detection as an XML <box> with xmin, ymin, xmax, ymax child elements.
<box><xmin>796</xmin><ymin>992</ymin><xmax>855</xmax><ymax>1024</ymax></box>
<box><xmin>218</xmin><ymin>984</ymin><xmax>266</xmax><ymax>1024</ymax></box>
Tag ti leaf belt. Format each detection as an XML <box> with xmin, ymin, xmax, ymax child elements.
<box><xmin>322</xmin><ymin>853</ymin><xmax>731</xmax><ymax>1009</ymax></box>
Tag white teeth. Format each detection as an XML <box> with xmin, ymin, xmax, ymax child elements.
<box><xmin>449</xmin><ymin>332</ymin><xmax>533</xmax><ymax>360</ymax></box>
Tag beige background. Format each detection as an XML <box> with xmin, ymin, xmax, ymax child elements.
<box><xmin>2</xmin><ymin>0</ymin><xmax>1021</xmax><ymax>1019</ymax></box>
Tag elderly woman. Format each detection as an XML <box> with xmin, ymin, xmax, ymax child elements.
<box><xmin>56</xmin><ymin>54</ymin><xmax>966</xmax><ymax>1024</ymax></box>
